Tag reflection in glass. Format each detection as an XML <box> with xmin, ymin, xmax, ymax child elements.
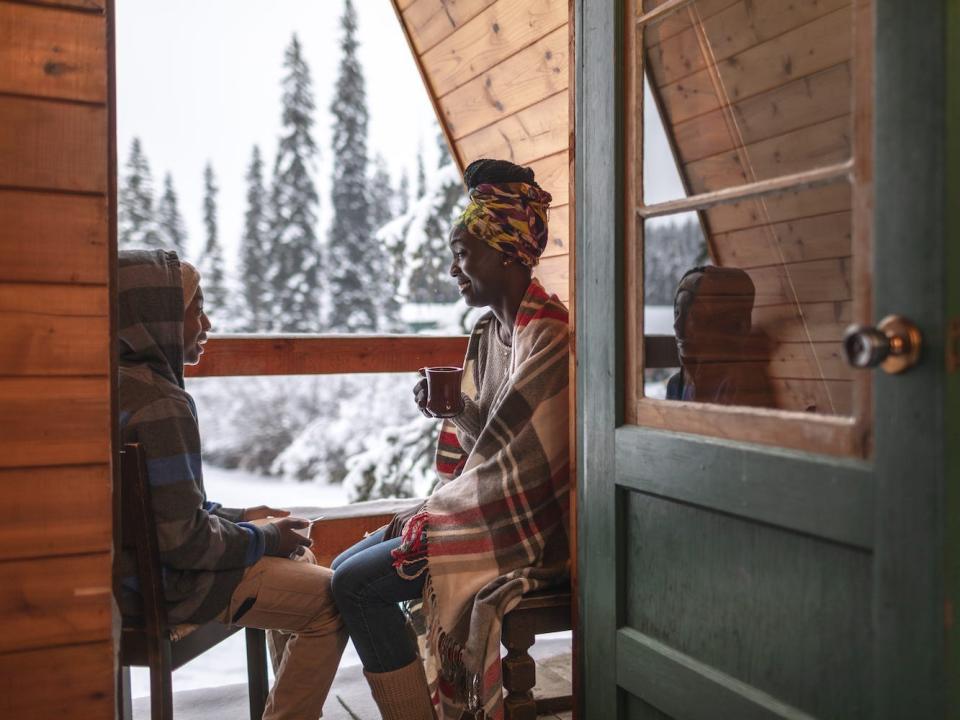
<box><xmin>666</xmin><ymin>266</ymin><xmax>774</xmax><ymax>407</ymax></box>
<box><xmin>642</xmin><ymin>0</ymin><xmax>854</xmax><ymax>203</ymax></box>
<box><xmin>642</xmin><ymin>181</ymin><xmax>856</xmax><ymax>416</ymax></box>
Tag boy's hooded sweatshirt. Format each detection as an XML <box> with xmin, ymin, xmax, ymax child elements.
<box><xmin>117</xmin><ymin>249</ymin><xmax>278</xmax><ymax>624</ymax></box>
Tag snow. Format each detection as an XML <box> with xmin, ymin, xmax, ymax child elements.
<box><xmin>203</xmin><ymin>464</ymin><xmax>349</xmax><ymax>511</ymax></box>
<box><xmin>644</xmin><ymin>305</ymin><xmax>675</xmax><ymax>335</ymax></box>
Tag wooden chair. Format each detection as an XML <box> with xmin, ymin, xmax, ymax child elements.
<box><xmin>117</xmin><ymin>443</ymin><xmax>269</xmax><ymax>720</ymax></box>
<box><xmin>501</xmin><ymin>588</ymin><xmax>573</xmax><ymax>720</ymax></box>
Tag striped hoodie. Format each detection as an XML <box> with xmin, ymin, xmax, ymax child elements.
<box><xmin>117</xmin><ymin>249</ymin><xmax>278</xmax><ymax>624</ymax></box>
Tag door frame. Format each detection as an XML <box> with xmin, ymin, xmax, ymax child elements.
<box><xmin>574</xmin><ymin>0</ymin><xmax>956</xmax><ymax>717</ymax></box>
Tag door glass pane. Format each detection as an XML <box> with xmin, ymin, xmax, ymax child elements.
<box><xmin>642</xmin><ymin>0</ymin><xmax>854</xmax><ymax>203</ymax></box>
<box><xmin>643</xmin><ymin>179</ymin><xmax>855</xmax><ymax>416</ymax></box>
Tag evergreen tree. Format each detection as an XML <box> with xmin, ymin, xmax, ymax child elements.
<box><xmin>369</xmin><ymin>154</ymin><xmax>394</xmax><ymax>231</ymax></box>
<box><xmin>198</xmin><ymin>162</ymin><xmax>228</xmax><ymax>312</ymax></box>
<box><xmin>266</xmin><ymin>34</ymin><xmax>322</xmax><ymax>332</ymax></box>
<box><xmin>644</xmin><ymin>217</ymin><xmax>710</xmax><ymax>305</ymax></box>
<box><xmin>119</xmin><ymin>137</ymin><xmax>162</xmax><ymax>250</ymax></box>
<box><xmin>156</xmin><ymin>173</ymin><xmax>188</xmax><ymax>257</ymax></box>
<box><xmin>406</xmin><ymin>127</ymin><xmax>467</xmax><ymax>303</ymax></box>
<box><xmin>397</xmin><ymin>168</ymin><xmax>411</xmax><ymax>216</ymax></box>
<box><xmin>239</xmin><ymin>145</ymin><xmax>270</xmax><ymax>331</ymax></box>
<box><xmin>327</xmin><ymin>0</ymin><xmax>382</xmax><ymax>331</ymax></box>
<box><xmin>415</xmin><ymin>145</ymin><xmax>427</xmax><ymax>197</ymax></box>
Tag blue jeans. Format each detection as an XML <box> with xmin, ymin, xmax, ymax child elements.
<box><xmin>330</xmin><ymin>528</ymin><xmax>426</xmax><ymax>673</ymax></box>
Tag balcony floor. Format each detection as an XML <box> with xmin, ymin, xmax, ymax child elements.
<box><xmin>132</xmin><ymin>636</ymin><xmax>572</xmax><ymax>720</ymax></box>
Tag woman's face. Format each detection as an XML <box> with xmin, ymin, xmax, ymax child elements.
<box><xmin>448</xmin><ymin>226</ymin><xmax>508</xmax><ymax>308</ymax></box>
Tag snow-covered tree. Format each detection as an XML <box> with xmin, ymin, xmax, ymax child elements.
<box><xmin>119</xmin><ymin>137</ymin><xmax>162</xmax><ymax>250</ymax></box>
<box><xmin>266</xmin><ymin>33</ymin><xmax>322</xmax><ymax>333</ymax></box>
<box><xmin>198</xmin><ymin>162</ymin><xmax>229</xmax><ymax>313</ymax></box>
<box><xmin>397</xmin><ymin>168</ymin><xmax>411</xmax><ymax>216</ymax></box>
<box><xmin>406</xmin><ymin>128</ymin><xmax>467</xmax><ymax>303</ymax></box>
<box><xmin>326</xmin><ymin>0</ymin><xmax>384</xmax><ymax>332</ymax></box>
<box><xmin>644</xmin><ymin>216</ymin><xmax>709</xmax><ymax>305</ymax></box>
<box><xmin>239</xmin><ymin>145</ymin><xmax>270</xmax><ymax>331</ymax></box>
<box><xmin>156</xmin><ymin>173</ymin><xmax>188</xmax><ymax>257</ymax></box>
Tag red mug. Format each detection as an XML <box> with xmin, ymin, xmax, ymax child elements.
<box><xmin>419</xmin><ymin>366</ymin><xmax>463</xmax><ymax>418</ymax></box>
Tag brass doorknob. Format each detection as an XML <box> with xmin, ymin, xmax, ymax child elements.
<box><xmin>842</xmin><ymin>315</ymin><xmax>922</xmax><ymax>374</ymax></box>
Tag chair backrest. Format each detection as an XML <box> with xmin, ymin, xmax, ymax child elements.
<box><xmin>120</xmin><ymin>443</ymin><xmax>170</xmax><ymax>633</ymax></box>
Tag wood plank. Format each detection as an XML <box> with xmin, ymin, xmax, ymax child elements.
<box><xmin>712</xmin><ymin>210</ymin><xmax>852</xmax><ymax>268</ymax></box>
<box><xmin>0</xmin><ymin>190</ymin><xmax>108</xmax><ymax>284</ymax></box>
<box><xmin>457</xmin><ymin>89</ymin><xmax>568</xmax><ymax>166</ymax></box>
<box><xmin>529</xmin><ymin>150</ymin><xmax>569</xmax><ymax>205</ymax></box>
<box><xmin>0</xmin><ymin>2</ymin><xmax>106</xmax><ymax>102</ymax></box>
<box><xmin>396</xmin><ymin>0</ymin><xmax>417</xmax><ymax>10</ymax></box>
<box><xmin>615</xmin><ymin>425</ymin><xmax>873</xmax><ymax>548</ymax></box>
<box><xmin>0</xmin><ymin>95</ymin><xmax>107</xmax><ymax>192</ymax></box>
<box><xmin>441</xmin><ymin>24</ymin><xmax>568</xmax><ymax>139</ymax></box>
<box><xmin>617</xmin><ymin>627</ymin><xmax>824</xmax><ymax>720</ymax></box>
<box><xmin>751</xmin><ymin>300</ymin><xmax>851</xmax><ymax>342</ymax></box>
<box><xmin>771</xmin><ymin>377</ymin><xmax>852</xmax><ymax>415</ymax></box>
<box><xmin>705</xmin><ymin>180</ymin><xmax>851</xmax><ymax>234</ymax></box>
<box><xmin>0</xmin><ymin>284</ymin><xmax>109</xmax><ymax>376</ymax></box>
<box><xmin>423</xmin><ymin>0</ymin><xmax>567</xmax><ymax>97</ymax></box>
<box><xmin>185</xmin><ymin>335</ymin><xmax>470</xmax><ymax>378</ymax></box>
<box><xmin>402</xmin><ymin>0</ymin><xmax>498</xmax><ymax>54</ymax></box>
<box><xmin>655</xmin><ymin>6</ymin><xmax>852</xmax><ymax>126</ymax></box>
<box><xmin>0</xmin><ymin>642</ymin><xmax>114</xmax><ymax>718</ymax></box>
<box><xmin>646</xmin><ymin>0</ymin><xmax>849</xmax><ymax>88</ymax></box>
<box><xmin>11</xmin><ymin>0</ymin><xmax>105</xmax><ymax>10</ymax></box>
<box><xmin>672</xmin><ymin>62</ymin><xmax>852</xmax><ymax>165</ymax></box>
<box><xmin>767</xmin><ymin>341</ymin><xmax>851</xmax><ymax>380</ymax></box>
<box><xmin>748</xmin><ymin>257</ymin><xmax>851</xmax><ymax>307</ymax></box>
<box><xmin>0</xmin><ymin>553</ymin><xmax>112</xmax><ymax>653</ymax></box>
<box><xmin>684</xmin><ymin>115</ymin><xmax>852</xmax><ymax>193</ymax></box>
<box><xmin>542</xmin><ymin>203</ymin><xmax>570</xmax><ymax>258</ymax></box>
<box><xmin>534</xmin><ymin>252</ymin><xmax>569</xmax><ymax>301</ymax></box>
<box><xmin>0</xmin><ymin>465</ymin><xmax>111</xmax><ymax>561</ymax></box>
<box><xmin>633</xmin><ymin>396</ymin><xmax>863</xmax><ymax>456</ymax></box>
<box><xmin>0</xmin><ymin>377</ymin><xmax>110</xmax><ymax>467</ymax></box>
<box><xmin>642</xmin><ymin>0</ymin><xmax>740</xmax><ymax>46</ymax></box>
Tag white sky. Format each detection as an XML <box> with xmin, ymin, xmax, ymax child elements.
<box><xmin>117</xmin><ymin>0</ymin><xmax>439</xmax><ymax>268</ymax></box>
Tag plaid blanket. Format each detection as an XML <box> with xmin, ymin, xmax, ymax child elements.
<box><xmin>394</xmin><ymin>279</ymin><xmax>570</xmax><ymax>719</ymax></box>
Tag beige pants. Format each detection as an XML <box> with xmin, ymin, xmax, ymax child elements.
<box><xmin>217</xmin><ymin>550</ymin><xmax>347</xmax><ymax>720</ymax></box>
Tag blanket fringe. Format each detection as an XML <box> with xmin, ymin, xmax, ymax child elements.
<box><xmin>392</xmin><ymin>510</ymin><xmax>430</xmax><ymax>580</ymax></box>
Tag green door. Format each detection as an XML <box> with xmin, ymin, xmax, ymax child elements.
<box><xmin>575</xmin><ymin>0</ymin><xmax>958</xmax><ymax>718</ymax></box>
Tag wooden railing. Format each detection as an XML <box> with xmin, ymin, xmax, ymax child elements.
<box><xmin>185</xmin><ymin>333</ymin><xmax>679</xmax><ymax>379</ymax></box>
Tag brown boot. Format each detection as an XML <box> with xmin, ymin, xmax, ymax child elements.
<box><xmin>364</xmin><ymin>659</ymin><xmax>436</xmax><ymax>720</ymax></box>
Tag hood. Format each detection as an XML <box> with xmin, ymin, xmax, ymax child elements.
<box><xmin>118</xmin><ymin>249</ymin><xmax>186</xmax><ymax>388</ymax></box>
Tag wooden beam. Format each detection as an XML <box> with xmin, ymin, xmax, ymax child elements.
<box><xmin>0</xmin><ymin>552</ymin><xmax>112</xmax><ymax>654</ymax></box>
<box><xmin>0</xmin><ymin>464</ymin><xmax>112</xmax><ymax>561</ymax></box>
<box><xmin>440</xmin><ymin>24</ymin><xmax>568</xmax><ymax>140</ymax></box>
<box><xmin>184</xmin><ymin>335</ymin><xmax>470</xmax><ymax>378</ymax></box>
<box><xmin>0</xmin><ymin>641</ymin><xmax>114</xmax><ymax>717</ymax></box>
<box><xmin>0</xmin><ymin>2</ymin><xmax>106</xmax><ymax>102</ymax></box>
<box><xmin>422</xmin><ymin>0</ymin><xmax>567</xmax><ymax>98</ymax></box>
<box><xmin>636</xmin><ymin>0</ymin><xmax>692</xmax><ymax>28</ymax></box>
<box><xmin>637</xmin><ymin>160</ymin><xmax>852</xmax><ymax>219</ymax></box>
<box><xmin>0</xmin><ymin>190</ymin><xmax>108</xmax><ymax>284</ymax></box>
<box><xmin>0</xmin><ymin>95</ymin><xmax>107</xmax><ymax>193</ymax></box>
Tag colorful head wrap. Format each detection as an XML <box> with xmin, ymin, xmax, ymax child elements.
<box><xmin>456</xmin><ymin>181</ymin><xmax>553</xmax><ymax>267</ymax></box>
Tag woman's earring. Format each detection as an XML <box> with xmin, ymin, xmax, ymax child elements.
<box><xmin>502</xmin><ymin>259</ymin><xmax>511</xmax><ymax>267</ymax></box>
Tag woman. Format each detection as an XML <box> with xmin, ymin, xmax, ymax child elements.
<box><xmin>331</xmin><ymin>159</ymin><xmax>570</xmax><ymax>720</ymax></box>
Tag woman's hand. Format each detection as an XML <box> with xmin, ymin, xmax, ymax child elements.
<box><xmin>243</xmin><ymin>505</ymin><xmax>290</xmax><ymax>521</ymax></box>
<box><xmin>413</xmin><ymin>375</ymin><xmax>433</xmax><ymax>417</ymax></box>
<box><xmin>384</xmin><ymin>503</ymin><xmax>424</xmax><ymax>540</ymax></box>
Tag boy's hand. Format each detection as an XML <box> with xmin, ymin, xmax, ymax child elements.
<box><xmin>274</xmin><ymin>517</ymin><xmax>312</xmax><ymax>557</ymax></box>
<box><xmin>243</xmin><ymin>506</ymin><xmax>290</xmax><ymax>521</ymax></box>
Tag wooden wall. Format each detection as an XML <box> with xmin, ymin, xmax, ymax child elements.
<box><xmin>643</xmin><ymin>0</ymin><xmax>856</xmax><ymax>414</ymax></box>
<box><xmin>392</xmin><ymin>0</ymin><xmax>571</xmax><ymax>304</ymax></box>
<box><xmin>0</xmin><ymin>1</ymin><xmax>114</xmax><ymax>717</ymax></box>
